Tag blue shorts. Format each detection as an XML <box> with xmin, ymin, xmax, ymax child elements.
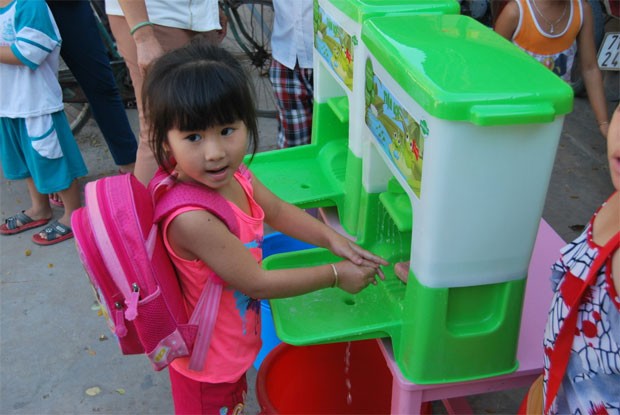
<box><xmin>0</xmin><ymin>111</ymin><xmax>88</xmax><ymax>194</ymax></box>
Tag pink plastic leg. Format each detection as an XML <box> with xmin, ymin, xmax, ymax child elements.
<box><xmin>390</xmin><ymin>378</ymin><xmax>423</xmax><ymax>414</ymax></box>
<box><xmin>442</xmin><ymin>397</ymin><xmax>473</xmax><ymax>414</ymax></box>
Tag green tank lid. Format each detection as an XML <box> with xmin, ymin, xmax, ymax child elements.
<box><xmin>326</xmin><ymin>0</ymin><xmax>460</xmax><ymax>23</ymax></box>
<box><xmin>362</xmin><ymin>14</ymin><xmax>574</xmax><ymax>125</ymax></box>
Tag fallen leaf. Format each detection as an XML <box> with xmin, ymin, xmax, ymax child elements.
<box><xmin>85</xmin><ymin>386</ymin><xmax>101</xmax><ymax>396</ymax></box>
<box><xmin>24</xmin><ymin>249</ymin><xmax>32</xmax><ymax>257</ymax></box>
<box><xmin>48</xmin><ymin>263</ymin><xmax>54</xmax><ymax>268</ymax></box>
<box><xmin>115</xmin><ymin>388</ymin><xmax>125</xmax><ymax>395</ymax></box>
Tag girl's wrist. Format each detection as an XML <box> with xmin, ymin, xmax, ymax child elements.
<box><xmin>330</xmin><ymin>263</ymin><xmax>339</xmax><ymax>288</ymax></box>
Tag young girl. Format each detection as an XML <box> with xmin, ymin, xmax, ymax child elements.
<box><xmin>494</xmin><ymin>0</ymin><xmax>609</xmax><ymax>138</ymax></box>
<box><xmin>528</xmin><ymin>103</ymin><xmax>619</xmax><ymax>413</ymax></box>
<box><xmin>142</xmin><ymin>41</ymin><xmax>388</xmax><ymax>414</ymax></box>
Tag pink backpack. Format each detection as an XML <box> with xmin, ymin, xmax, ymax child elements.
<box><xmin>71</xmin><ymin>170</ymin><xmax>239</xmax><ymax>371</ymax></box>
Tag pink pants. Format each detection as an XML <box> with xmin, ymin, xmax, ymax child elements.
<box><xmin>168</xmin><ymin>364</ymin><xmax>248</xmax><ymax>415</ymax></box>
<box><xmin>108</xmin><ymin>16</ymin><xmax>220</xmax><ymax>185</ymax></box>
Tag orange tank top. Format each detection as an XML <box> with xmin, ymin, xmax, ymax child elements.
<box><xmin>512</xmin><ymin>0</ymin><xmax>582</xmax><ymax>81</ymax></box>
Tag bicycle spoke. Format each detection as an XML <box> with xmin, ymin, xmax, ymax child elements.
<box><xmin>65</xmin><ymin>103</ymin><xmax>91</xmax><ymax>135</ymax></box>
<box><xmin>221</xmin><ymin>0</ymin><xmax>277</xmax><ymax>118</ymax></box>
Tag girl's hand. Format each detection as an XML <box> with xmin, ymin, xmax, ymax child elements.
<box><xmin>328</xmin><ymin>234</ymin><xmax>389</xmax><ymax>280</ymax></box>
<box><xmin>333</xmin><ymin>260</ymin><xmax>382</xmax><ymax>294</ymax></box>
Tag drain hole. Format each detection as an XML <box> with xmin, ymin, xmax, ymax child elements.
<box><xmin>344</xmin><ymin>298</ymin><xmax>355</xmax><ymax>306</ymax></box>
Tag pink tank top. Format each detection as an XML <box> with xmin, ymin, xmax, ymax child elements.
<box><xmin>163</xmin><ymin>168</ymin><xmax>264</xmax><ymax>383</ymax></box>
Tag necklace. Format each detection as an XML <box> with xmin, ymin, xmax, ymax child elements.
<box><xmin>531</xmin><ymin>0</ymin><xmax>568</xmax><ymax>34</ymax></box>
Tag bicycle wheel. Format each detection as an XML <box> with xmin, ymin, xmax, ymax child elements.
<box><xmin>222</xmin><ymin>0</ymin><xmax>277</xmax><ymax>118</ymax></box>
<box><xmin>59</xmin><ymin>62</ymin><xmax>91</xmax><ymax>135</ymax></box>
<box><xmin>64</xmin><ymin>102</ymin><xmax>91</xmax><ymax>135</ymax></box>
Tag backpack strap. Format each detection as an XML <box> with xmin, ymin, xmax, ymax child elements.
<box><xmin>238</xmin><ymin>163</ymin><xmax>252</xmax><ymax>183</ymax></box>
<box><xmin>150</xmin><ymin>168</ymin><xmax>240</xmax><ymax>238</ymax></box>
<box><xmin>148</xmin><ymin>167</ymin><xmax>242</xmax><ymax>371</ymax></box>
<box><xmin>544</xmin><ymin>230</ymin><xmax>619</xmax><ymax>413</ymax></box>
<box><xmin>186</xmin><ymin>277</ymin><xmax>223</xmax><ymax>371</ymax></box>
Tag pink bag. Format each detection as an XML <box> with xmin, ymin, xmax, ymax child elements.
<box><xmin>71</xmin><ymin>171</ymin><xmax>239</xmax><ymax>371</ymax></box>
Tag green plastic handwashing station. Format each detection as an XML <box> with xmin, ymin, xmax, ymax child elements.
<box><xmin>246</xmin><ymin>0</ymin><xmax>573</xmax><ymax>385</ymax></box>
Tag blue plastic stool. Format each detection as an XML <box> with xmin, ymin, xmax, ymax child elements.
<box><xmin>253</xmin><ymin>233</ymin><xmax>315</xmax><ymax>369</ymax></box>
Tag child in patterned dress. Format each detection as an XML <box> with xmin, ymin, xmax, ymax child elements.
<box><xmin>538</xmin><ymin>103</ymin><xmax>619</xmax><ymax>413</ymax></box>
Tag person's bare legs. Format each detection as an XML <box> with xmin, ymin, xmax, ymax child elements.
<box><xmin>55</xmin><ymin>179</ymin><xmax>81</xmax><ymax>228</ymax></box>
<box><xmin>33</xmin><ymin>180</ymin><xmax>80</xmax><ymax>242</ymax></box>
<box><xmin>24</xmin><ymin>178</ymin><xmax>53</xmax><ymax>223</ymax></box>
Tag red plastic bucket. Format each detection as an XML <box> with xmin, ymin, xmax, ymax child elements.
<box><xmin>256</xmin><ymin>340</ymin><xmax>393</xmax><ymax>414</ymax></box>
<box><xmin>254</xmin><ymin>233</ymin><xmax>316</xmax><ymax>370</ymax></box>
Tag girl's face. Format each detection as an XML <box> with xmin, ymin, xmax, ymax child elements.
<box><xmin>608</xmin><ymin>105</ymin><xmax>620</xmax><ymax>192</ymax></box>
<box><xmin>166</xmin><ymin>120</ymin><xmax>248</xmax><ymax>191</ymax></box>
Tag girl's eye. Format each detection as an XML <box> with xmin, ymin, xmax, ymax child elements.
<box><xmin>185</xmin><ymin>133</ymin><xmax>202</xmax><ymax>143</ymax></box>
<box><xmin>221</xmin><ymin>127</ymin><xmax>234</xmax><ymax>136</ymax></box>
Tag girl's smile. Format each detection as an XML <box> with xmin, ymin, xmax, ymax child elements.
<box><xmin>203</xmin><ymin>164</ymin><xmax>234</xmax><ymax>185</ymax></box>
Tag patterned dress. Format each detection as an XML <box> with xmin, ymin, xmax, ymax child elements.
<box><xmin>542</xmin><ymin>197</ymin><xmax>620</xmax><ymax>414</ymax></box>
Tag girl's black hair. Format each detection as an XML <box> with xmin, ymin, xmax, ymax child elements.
<box><xmin>142</xmin><ymin>40</ymin><xmax>259</xmax><ymax>171</ymax></box>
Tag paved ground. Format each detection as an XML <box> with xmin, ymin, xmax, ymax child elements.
<box><xmin>1</xmin><ymin>68</ymin><xmax>617</xmax><ymax>414</ymax></box>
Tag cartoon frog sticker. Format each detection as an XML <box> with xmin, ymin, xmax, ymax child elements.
<box><xmin>365</xmin><ymin>57</ymin><xmax>424</xmax><ymax>197</ymax></box>
<box><xmin>314</xmin><ymin>6</ymin><xmax>353</xmax><ymax>89</ymax></box>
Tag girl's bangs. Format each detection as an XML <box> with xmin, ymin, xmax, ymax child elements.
<box><xmin>165</xmin><ymin>65</ymin><xmax>249</xmax><ymax>132</ymax></box>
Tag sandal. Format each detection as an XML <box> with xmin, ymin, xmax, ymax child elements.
<box><xmin>49</xmin><ymin>194</ymin><xmax>64</xmax><ymax>207</ymax></box>
<box><xmin>32</xmin><ymin>220</ymin><xmax>74</xmax><ymax>245</ymax></box>
<box><xmin>0</xmin><ymin>211</ymin><xmax>51</xmax><ymax>235</ymax></box>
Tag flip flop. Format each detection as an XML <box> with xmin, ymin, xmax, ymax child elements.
<box><xmin>32</xmin><ymin>220</ymin><xmax>74</xmax><ymax>245</ymax></box>
<box><xmin>0</xmin><ymin>211</ymin><xmax>51</xmax><ymax>235</ymax></box>
<box><xmin>49</xmin><ymin>194</ymin><xmax>64</xmax><ymax>207</ymax></box>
